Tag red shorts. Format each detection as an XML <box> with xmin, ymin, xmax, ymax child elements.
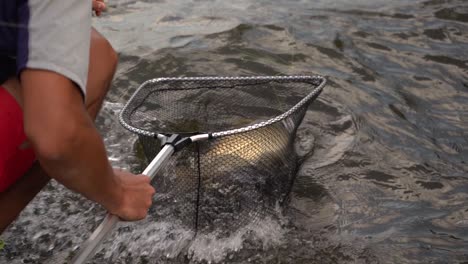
<box><xmin>0</xmin><ymin>87</ymin><xmax>36</xmax><ymax>192</ymax></box>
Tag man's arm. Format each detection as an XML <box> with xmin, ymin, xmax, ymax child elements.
<box><xmin>20</xmin><ymin>69</ymin><xmax>154</xmax><ymax>220</ymax></box>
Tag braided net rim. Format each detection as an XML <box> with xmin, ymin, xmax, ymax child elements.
<box><xmin>119</xmin><ymin>75</ymin><xmax>326</xmax><ymax>139</ymax></box>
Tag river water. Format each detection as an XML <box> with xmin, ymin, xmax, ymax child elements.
<box><xmin>1</xmin><ymin>0</ymin><xmax>468</xmax><ymax>263</ymax></box>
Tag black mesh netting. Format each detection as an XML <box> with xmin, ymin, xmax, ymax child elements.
<box><xmin>120</xmin><ymin>76</ymin><xmax>325</xmax><ymax>238</ymax></box>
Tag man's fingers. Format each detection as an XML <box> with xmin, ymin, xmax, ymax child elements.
<box><xmin>92</xmin><ymin>1</ymin><xmax>100</xmax><ymax>10</ymax></box>
<box><xmin>92</xmin><ymin>0</ymin><xmax>105</xmax><ymax>10</ymax></box>
<box><xmin>92</xmin><ymin>0</ymin><xmax>106</xmax><ymax>16</ymax></box>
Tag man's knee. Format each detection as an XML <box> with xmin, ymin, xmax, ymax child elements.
<box><xmin>97</xmin><ymin>34</ymin><xmax>118</xmax><ymax>80</ymax></box>
<box><xmin>86</xmin><ymin>29</ymin><xmax>118</xmax><ymax>118</ymax></box>
<box><xmin>90</xmin><ymin>28</ymin><xmax>118</xmax><ymax>84</ymax></box>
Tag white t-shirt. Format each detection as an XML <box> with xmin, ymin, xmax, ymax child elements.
<box><xmin>0</xmin><ymin>0</ymin><xmax>92</xmax><ymax>98</ymax></box>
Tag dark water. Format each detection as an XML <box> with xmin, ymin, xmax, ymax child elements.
<box><xmin>1</xmin><ymin>0</ymin><xmax>468</xmax><ymax>263</ymax></box>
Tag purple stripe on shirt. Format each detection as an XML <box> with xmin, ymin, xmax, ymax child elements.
<box><xmin>16</xmin><ymin>0</ymin><xmax>30</xmax><ymax>75</ymax></box>
<box><xmin>0</xmin><ymin>1</ymin><xmax>21</xmax><ymax>83</ymax></box>
<box><xmin>0</xmin><ymin>1</ymin><xmax>17</xmax><ymax>55</ymax></box>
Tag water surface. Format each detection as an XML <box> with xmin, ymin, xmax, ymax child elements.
<box><xmin>1</xmin><ymin>0</ymin><xmax>468</xmax><ymax>263</ymax></box>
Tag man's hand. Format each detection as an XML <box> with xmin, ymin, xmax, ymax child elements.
<box><xmin>92</xmin><ymin>0</ymin><xmax>106</xmax><ymax>16</ymax></box>
<box><xmin>107</xmin><ymin>169</ymin><xmax>156</xmax><ymax>221</ymax></box>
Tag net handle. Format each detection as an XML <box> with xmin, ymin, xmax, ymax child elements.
<box><xmin>118</xmin><ymin>75</ymin><xmax>327</xmax><ymax>139</ymax></box>
<box><xmin>71</xmin><ymin>143</ymin><xmax>175</xmax><ymax>264</ymax></box>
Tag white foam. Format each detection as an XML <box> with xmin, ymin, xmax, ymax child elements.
<box><xmin>99</xmin><ymin>217</ymin><xmax>284</xmax><ymax>263</ymax></box>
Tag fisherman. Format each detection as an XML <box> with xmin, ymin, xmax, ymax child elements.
<box><xmin>0</xmin><ymin>1</ymin><xmax>155</xmax><ymax>233</ymax></box>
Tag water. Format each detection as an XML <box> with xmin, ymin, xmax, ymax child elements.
<box><xmin>1</xmin><ymin>0</ymin><xmax>468</xmax><ymax>263</ymax></box>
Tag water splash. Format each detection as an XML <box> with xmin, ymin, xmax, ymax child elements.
<box><xmin>91</xmin><ymin>216</ymin><xmax>284</xmax><ymax>264</ymax></box>
<box><xmin>188</xmin><ymin>217</ymin><xmax>284</xmax><ymax>263</ymax></box>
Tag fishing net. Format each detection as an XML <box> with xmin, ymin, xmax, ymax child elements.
<box><xmin>119</xmin><ymin>76</ymin><xmax>325</xmax><ymax>237</ymax></box>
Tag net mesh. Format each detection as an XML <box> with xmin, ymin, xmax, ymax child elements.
<box><xmin>120</xmin><ymin>76</ymin><xmax>325</xmax><ymax>237</ymax></box>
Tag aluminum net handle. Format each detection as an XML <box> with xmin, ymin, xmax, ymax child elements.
<box><xmin>71</xmin><ymin>144</ymin><xmax>175</xmax><ymax>264</ymax></box>
<box><xmin>119</xmin><ymin>75</ymin><xmax>327</xmax><ymax>139</ymax></box>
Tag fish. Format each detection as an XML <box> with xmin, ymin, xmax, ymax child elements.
<box><xmin>146</xmin><ymin>118</ymin><xmax>299</xmax><ymax>233</ymax></box>
<box><xmin>202</xmin><ymin>120</ymin><xmax>293</xmax><ymax>176</ymax></box>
